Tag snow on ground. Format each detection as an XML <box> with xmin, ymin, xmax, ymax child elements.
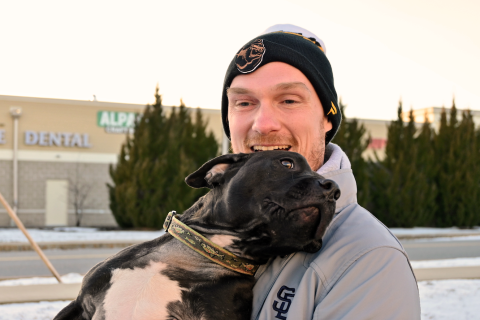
<box><xmin>0</xmin><ymin>273</ymin><xmax>83</xmax><ymax>286</ymax></box>
<box><xmin>0</xmin><ymin>228</ymin><xmax>165</xmax><ymax>243</ymax></box>
<box><xmin>411</xmin><ymin>257</ymin><xmax>480</xmax><ymax>269</ymax></box>
<box><xmin>0</xmin><ymin>280</ymin><xmax>478</xmax><ymax>320</ymax></box>
<box><xmin>419</xmin><ymin>279</ymin><xmax>480</xmax><ymax>320</ymax></box>
<box><xmin>391</xmin><ymin>227</ymin><xmax>480</xmax><ymax>236</ymax></box>
<box><xmin>405</xmin><ymin>235</ymin><xmax>480</xmax><ymax>242</ymax></box>
<box><xmin>1</xmin><ymin>227</ymin><xmax>479</xmax><ymax>243</ymax></box>
<box><xmin>0</xmin><ymin>300</ymin><xmax>71</xmax><ymax>320</ymax></box>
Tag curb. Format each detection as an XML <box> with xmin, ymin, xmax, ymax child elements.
<box><xmin>395</xmin><ymin>233</ymin><xmax>480</xmax><ymax>240</ymax></box>
<box><xmin>0</xmin><ymin>283</ymin><xmax>81</xmax><ymax>304</ymax></box>
<box><xmin>414</xmin><ymin>266</ymin><xmax>480</xmax><ymax>281</ymax></box>
<box><xmin>0</xmin><ymin>240</ymin><xmax>144</xmax><ymax>252</ymax></box>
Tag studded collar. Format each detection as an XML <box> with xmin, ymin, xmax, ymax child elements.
<box><xmin>163</xmin><ymin>211</ymin><xmax>259</xmax><ymax>276</ymax></box>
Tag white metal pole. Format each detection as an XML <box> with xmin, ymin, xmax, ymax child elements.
<box><xmin>10</xmin><ymin>107</ymin><xmax>22</xmax><ymax>226</ymax></box>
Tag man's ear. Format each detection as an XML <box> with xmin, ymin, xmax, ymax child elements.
<box><xmin>185</xmin><ymin>153</ymin><xmax>250</xmax><ymax>189</ymax></box>
<box><xmin>324</xmin><ymin>116</ymin><xmax>333</xmax><ymax>132</ymax></box>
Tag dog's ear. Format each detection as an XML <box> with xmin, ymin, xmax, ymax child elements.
<box><xmin>185</xmin><ymin>153</ymin><xmax>249</xmax><ymax>189</ymax></box>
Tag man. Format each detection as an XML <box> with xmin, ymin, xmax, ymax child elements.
<box><xmin>221</xmin><ymin>24</ymin><xmax>421</xmax><ymax>319</ymax></box>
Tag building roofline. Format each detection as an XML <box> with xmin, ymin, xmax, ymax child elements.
<box><xmin>0</xmin><ymin>94</ymin><xmax>221</xmax><ymax>112</ymax></box>
<box><xmin>402</xmin><ymin>106</ymin><xmax>480</xmax><ymax>115</ymax></box>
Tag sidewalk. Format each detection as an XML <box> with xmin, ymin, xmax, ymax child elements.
<box><xmin>0</xmin><ymin>239</ymin><xmax>144</xmax><ymax>251</ymax></box>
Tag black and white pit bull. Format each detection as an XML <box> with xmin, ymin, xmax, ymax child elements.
<box><xmin>54</xmin><ymin>151</ymin><xmax>340</xmax><ymax>320</ymax></box>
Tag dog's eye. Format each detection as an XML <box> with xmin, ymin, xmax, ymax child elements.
<box><xmin>281</xmin><ymin>160</ymin><xmax>294</xmax><ymax>169</ymax></box>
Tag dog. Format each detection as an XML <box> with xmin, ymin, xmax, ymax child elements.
<box><xmin>54</xmin><ymin>151</ymin><xmax>340</xmax><ymax>320</ymax></box>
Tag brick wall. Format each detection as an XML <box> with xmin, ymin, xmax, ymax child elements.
<box><xmin>0</xmin><ymin>160</ymin><xmax>118</xmax><ymax>227</ymax></box>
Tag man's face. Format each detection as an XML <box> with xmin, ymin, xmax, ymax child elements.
<box><xmin>227</xmin><ymin>62</ymin><xmax>332</xmax><ymax>171</ymax></box>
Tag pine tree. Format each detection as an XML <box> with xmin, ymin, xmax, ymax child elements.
<box><xmin>108</xmin><ymin>87</ymin><xmax>219</xmax><ymax>228</ymax></box>
<box><xmin>370</xmin><ymin>101</ymin><xmax>437</xmax><ymax>227</ymax></box>
<box><xmin>332</xmin><ymin>99</ymin><xmax>371</xmax><ymax>207</ymax></box>
<box><xmin>435</xmin><ymin>101</ymin><xmax>480</xmax><ymax>227</ymax></box>
<box><xmin>414</xmin><ymin>112</ymin><xmax>437</xmax><ymax>226</ymax></box>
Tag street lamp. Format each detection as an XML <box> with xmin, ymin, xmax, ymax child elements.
<box><xmin>10</xmin><ymin>107</ymin><xmax>22</xmax><ymax>225</ymax></box>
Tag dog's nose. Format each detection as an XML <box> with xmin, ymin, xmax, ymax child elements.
<box><xmin>318</xmin><ymin>179</ymin><xmax>341</xmax><ymax>201</ymax></box>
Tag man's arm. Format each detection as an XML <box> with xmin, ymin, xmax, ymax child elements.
<box><xmin>312</xmin><ymin>247</ymin><xmax>421</xmax><ymax>320</ymax></box>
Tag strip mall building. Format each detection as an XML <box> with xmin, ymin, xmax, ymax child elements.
<box><xmin>2</xmin><ymin>94</ymin><xmax>477</xmax><ymax>227</ymax></box>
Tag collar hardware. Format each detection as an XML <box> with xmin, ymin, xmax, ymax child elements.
<box><xmin>163</xmin><ymin>210</ymin><xmax>176</xmax><ymax>232</ymax></box>
<box><xmin>164</xmin><ymin>211</ymin><xmax>259</xmax><ymax>276</ymax></box>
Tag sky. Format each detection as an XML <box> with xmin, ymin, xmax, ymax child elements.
<box><xmin>0</xmin><ymin>0</ymin><xmax>478</xmax><ymax>120</ymax></box>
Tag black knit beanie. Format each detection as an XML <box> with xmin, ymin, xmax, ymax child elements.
<box><xmin>221</xmin><ymin>30</ymin><xmax>341</xmax><ymax>144</ymax></box>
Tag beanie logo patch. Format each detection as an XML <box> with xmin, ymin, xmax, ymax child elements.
<box><xmin>327</xmin><ymin>102</ymin><xmax>337</xmax><ymax>116</ymax></box>
<box><xmin>235</xmin><ymin>39</ymin><xmax>266</xmax><ymax>73</ymax></box>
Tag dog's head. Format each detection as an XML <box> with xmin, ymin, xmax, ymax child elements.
<box><xmin>183</xmin><ymin>151</ymin><xmax>340</xmax><ymax>263</ymax></box>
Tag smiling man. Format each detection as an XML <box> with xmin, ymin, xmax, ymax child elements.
<box><xmin>221</xmin><ymin>25</ymin><xmax>420</xmax><ymax>319</ymax></box>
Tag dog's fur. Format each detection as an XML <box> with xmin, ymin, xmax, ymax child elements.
<box><xmin>54</xmin><ymin>151</ymin><xmax>339</xmax><ymax>320</ymax></box>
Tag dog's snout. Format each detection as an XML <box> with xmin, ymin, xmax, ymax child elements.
<box><xmin>318</xmin><ymin>179</ymin><xmax>341</xmax><ymax>201</ymax></box>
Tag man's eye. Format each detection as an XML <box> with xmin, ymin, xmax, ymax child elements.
<box><xmin>284</xmin><ymin>99</ymin><xmax>296</xmax><ymax>104</ymax></box>
<box><xmin>237</xmin><ymin>101</ymin><xmax>251</xmax><ymax>107</ymax></box>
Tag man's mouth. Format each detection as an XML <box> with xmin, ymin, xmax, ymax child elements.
<box><xmin>251</xmin><ymin>145</ymin><xmax>291</xmax><ymax>152</ymax></box>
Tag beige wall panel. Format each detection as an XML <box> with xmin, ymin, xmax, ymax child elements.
<box><xmin>0</xmin><ymin>161</ymin><xmax>115</xmax><ymax>227</ymax></box>
<box><xmin>45</xmin><ymin>180</ymin><xmax>69</xmax><ymax>226</ymax></box>
<box><xmin>17</xmin><ymin>161</ymin><xmax>112</xmax><ymax>212</ymax></box>
<box><xmin>74</xmin><ymin>213</ymin><xmax>117</xmax><ymax>227</ymax></box>
<box><xmin>0</xmin><ymin>160</ymin><xmax>13</xmax><ymax>205</ymax></box>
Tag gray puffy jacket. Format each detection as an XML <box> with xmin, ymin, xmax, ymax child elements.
<box><xmin>251</xmin><ymin>144</ymin><xmax>421</xmax><ymax>320</ymax></box>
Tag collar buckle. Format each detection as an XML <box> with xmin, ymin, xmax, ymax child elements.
<box><xmin>163</xmin><ymin>211</ymin><xmax>177</xmax><ymax>232</ymax></box>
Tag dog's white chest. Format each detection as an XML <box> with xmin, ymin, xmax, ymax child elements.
<box><xmin>100</xmin><ymin>261</ymin><xmax>182</xmax><ymax>320</ymax></box>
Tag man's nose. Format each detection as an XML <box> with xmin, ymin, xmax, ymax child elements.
<box><xmin>318</xmin><ymin>179</ymin><xmax>341</xmax><ymax>201</ymax></box>
<box><xmin>251</xmin><ymin>102</ymin><xmax>282</xmax><ymax>135</ymax></box>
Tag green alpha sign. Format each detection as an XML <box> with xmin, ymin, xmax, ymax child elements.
<box><xmin>97</xmin><ymin>111</ymin><xmax>138</xmax><ymax>134</ymax></box>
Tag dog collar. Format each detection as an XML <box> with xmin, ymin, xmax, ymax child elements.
<box><xmin>163</xmin><ymin>211</ymin><xmax>259</xmax><ymax>276</ymax></box>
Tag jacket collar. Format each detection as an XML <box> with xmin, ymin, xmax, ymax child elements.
<box><xmin>316</xmin><ymin>143</ymin><xmax>357</xmax><ymax>213</ymax></box>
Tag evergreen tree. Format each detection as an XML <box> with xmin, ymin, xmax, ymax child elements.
<box><xmin>371</xmin><ymin>101</ymin><xmax>436</xmax><ymax>227</ymax></box>
<box><xmin>108</xmin><ymin>87</ymin><xmax>219</xmax><ymax>228</ymax></box>
<box><xmin>332</xmin><ymin>99</ymin><xmax>371</xmax><ymax>207</ymax></box>
<box><xmin>434</xmin><ymin>101</ymin><xmax>480</xmax><ymax>227</ymax></box>
<box><xmin>414</xmin><ymin>112</ymin><xmax>437</xmax><ymax>226</ymax></box>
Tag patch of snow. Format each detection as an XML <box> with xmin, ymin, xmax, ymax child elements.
<box><xmin>406</xmin><ymin>235</ymin><xmax>480</xmax><ymax>242</ymax></box>
<box><xmin>391</xmin><ymin>227</ymin><xmax>480</xmax><ymax>236</ymax></box>
<box><xmin>0</xmin><ymin>273</ymin><xmax>84</xmax><ymax>286</ymax></box>
<box><xmin>53</xmin><ymin>227</ymin><xmax>99</xmax><ymax>232</ymax></box>
<box><xmin>0</xmin><ymin>280</ymin><xmax>478</xmax><ymax>319</ymax></box>
<box><xmin>419</xmin><ymin>279</ymin><xmax>480</xmax><ymax>320</ymax></box>
<box><xmin>411</xmin><ymin>257</ymin><xmax>480</xmax><ymax>269</ymax></box>
<box><xmin>0</xmin><ymin>228</ymin><xmax>165</xmax><ymax>243</ymax></box>
<box><xmin>0</xmin><ymin>300</ymin><xmax>71</xmax><ymax>320</ymax></box>
<box><xmin>2</xmin><ymin>227</ymin><xmax>478</xmax><ymax>244</ymax></box>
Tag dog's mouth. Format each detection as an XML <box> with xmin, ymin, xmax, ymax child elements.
<box><xmin>264</xmin><ymin>199</ymin><xmax>324</xmax><ymax>236</ymax></box>
<box><xmin>251</xmin><ymin>145</ymin><xmax>292</xmax><ymax>152</ymax></box>
<box><xmin>288</xmin><ymin>206</ymin><xmax>320</xmax><ymax>224</ymax></box>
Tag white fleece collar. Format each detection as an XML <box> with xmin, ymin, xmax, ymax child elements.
<box><xmin>316</xmin><ymin>143</ymin><xmax>351</xmax><ymax>176</ymax></box>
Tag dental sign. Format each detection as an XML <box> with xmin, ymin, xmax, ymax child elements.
<box><xmin>97</xmin><ymin>111</ymin><xmax>137</xmax><ymax>134</ymax></box>
<box><xmin>25</xmin><ymin>131</ymin><xmax>92</xmax><ymax>148</ymax></box>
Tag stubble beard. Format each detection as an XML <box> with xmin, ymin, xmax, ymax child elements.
<box><xmin>309</xmin><ymin>125</ymin><xmax>326</xmax><ymax>172</ymax></box>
